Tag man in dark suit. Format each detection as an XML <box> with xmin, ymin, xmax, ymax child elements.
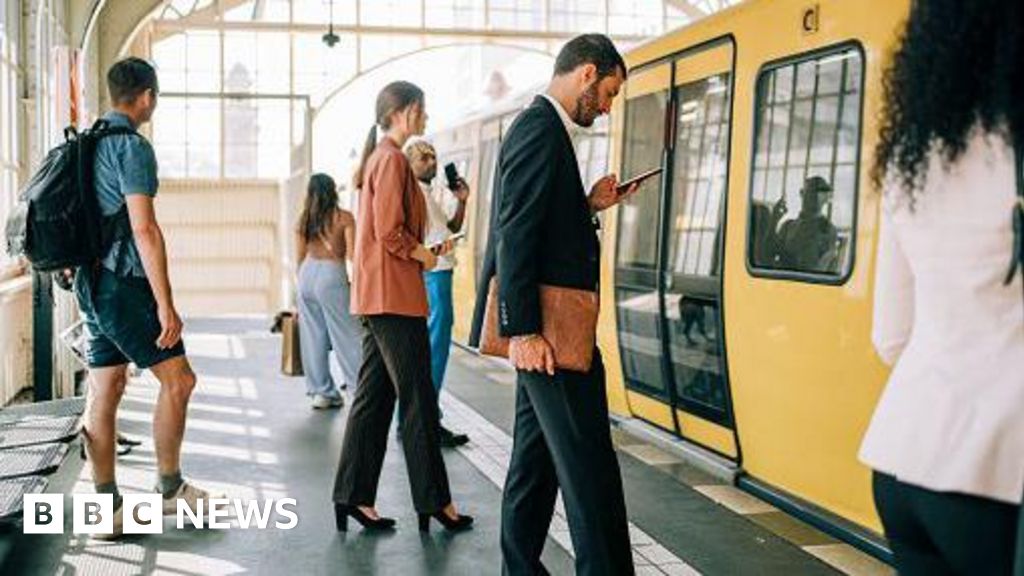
<box><xmin>474</xmin><ymin>34</ymin><xmax>637</xmax><ymax>575</ymax></box>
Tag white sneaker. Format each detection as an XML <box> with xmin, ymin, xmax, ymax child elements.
<box><xmin>311</xmin><ymin>394</ymin><xmax>344</xmax><ymax>409</ymax></box>
<box><xmin>90</xmin><ymin>502</ymin><xmax>125</xmax><ymax>540</ymax></box>
<box><xmin>162</xmin><ymin>480</ymin><xmax>224</xmax><ymax>516</ymax></box>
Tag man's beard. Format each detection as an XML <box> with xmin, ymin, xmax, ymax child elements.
<box><xmin>572</xmin><ymin>81</ymin><xmax>600</xmax><ymax>128</ymax></box>
<box><xmin>418</xmin><ymin>167</ymin><xmax>436</xmax><ymax>185</ymax></box>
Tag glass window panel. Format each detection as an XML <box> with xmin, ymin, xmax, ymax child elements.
<box><xmin>258</xmin><ymin>99</ymin><xmax>290</xmax><ymax>145</ymax></box>
<box><xmin>292</xmin><ymin>101</ymin><xmax>307</xmax><ymax>148</ymax></box>
<box><xmin>153</xmin><ymin>98</ymin><xmax>188</xmax><ymax>146</ymax></box>
<box><xmin>186</xmin><ymin>31</ymin><xmax>221</xmax><ymax>92</ymax></box>
<box><xmin>615</xmin><ymin>69</ymin><xmax>674</xmax><ymax>402</ymax></box>
<box><xmin>293</xmin><ymin>33</ymin><xmax>357</xmax><ymax>104</ymax></box>
<box><xmin>223</xmin><ymin>96</ymin><xmax>258</xmax><ymax>177</ymax></box>
<box><xmin>152</xmin><ymin>34</ymin><xmax>187</xmax><ymax>93</ymax></box>
<box><xmin>550</xmin><ymin>0</ymin><xmax>604</xmax><ymax>32</ymax></box>
<box><xmin>668</xmin><ymin>73</ymin><xmax>730</xmax><ymax>278</ymax></box>
<box><xmin>747</xmin><ymin>48</ymin><xmax>864</xmax><ymax>278</ymax></box>
<box><xmin>186</xmin><ymin>98</ymin><xmax>220</xmax><ymax>144</ymax></box>
<box><xmin>488</xmin><ymin>0</ymin><xmax>544</xmax><ymax>31</ymax></box>
<box><xmin>609</xmin><ymin>0</ymin><xmax>665</xmax><ymax>35</ymax></box>
<box><xmin>293</xmin><ymin>0</ymin><xmax>357</xmax><ymax>24</ymax></box>
<box><xmin>258</xmin><ymin>143</ymin><xmax>290</xmax><ymax>180</ymax></box>
<box><xmin>182</xmin><ymin>97</ymin><xmax>221</xmax><ymax>178</ymax></box>
<box><xmin>424</xmin><ymin>0</ymin><xmax>485</xmax><ymax>28</ymax></box>
<box><xmin>616</xmin><ymin>90</ymin><xmax>667</xmax><ymax>270</ymax></box>
<box><xmin>154</xmin><ymin>142</ymin><xmax>187</xmax><ymax>177</ymax></box>
<box><xmin>187</xmin><ymin>144</ymin><xmax>220</xmax><ymax>178</ymax></box>
<box><xmin>255</xmin><ymin>32</ymin><xmax>291</xmax><ymax>93</ymax></box>
<box><xmin>223</xmin><ymin>31</ymin><xmax>257</xmax><ymax>93</ymax></box>
<box><xmin>360</xmin><ymin>0</ymin><xmax>423</xmax><ymax>27</ymax></box>
<box><xmin>359</xmin><ymin>35</ymin><xmax>424</xmax><ymax>71</ymax></box>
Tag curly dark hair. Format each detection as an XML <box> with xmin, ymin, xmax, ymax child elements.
<box><xmin>873</xmin><ymin>0</ymin><xmax>1024</xmax><ymax>198</ymax></box>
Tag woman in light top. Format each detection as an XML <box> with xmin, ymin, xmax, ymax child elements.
<box><xmin>861</xmin><ymin>1</ymin><xmax>1023</xmax><ymax>574</ymax></box>
<box><xmin>295</xmin><ymin>173</ymin><xmax>362</xmax><ymax>409</ymax></box>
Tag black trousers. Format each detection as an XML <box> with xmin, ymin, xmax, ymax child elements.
<box><xmin>332</xmin><ymin>314</ymin><xmax>451</xmax><ymax>514</ymax></box>
<box><xmin>874</xmin><ymin>472</ymin><xmax>1020</xmax><ymax>576</ymax></box>
<box><xmin>501</xmin><ymin>351</ymin><xmax>634</xmax><ymax>576</ymax></box>
<box><xmin>1017</xmin><ymin>498</ymin><xmax>1024</xmax><ymax>576</ymax></box>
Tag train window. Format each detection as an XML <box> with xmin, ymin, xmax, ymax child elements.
<box><xmin>663</xmin><ymin>71</ymin><xmax>732</xmax><ymax>422</ymax></box>
<box><xmin>616</xmin><ymin>90</ymin><xmax>668</xmax><ymax>271</ymax></box>
<box><xmin>614</xmin><ymin>81</ymin><xmax>670</xmax><ymax>399</ymax></box>
<box><xmin>668</xmin><ymin>73</ymin><xmax>730</xmax><ymax>278</ymax></box>
<box><xmin>747</xmin><ymin>46</ymin><xmax>863</xmax><ymax>281</ymax></box>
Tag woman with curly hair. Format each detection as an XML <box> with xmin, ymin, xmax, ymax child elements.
<box><xmin>860</xmin><ymin>0</ymin><xmax>1023</xmax><ymax>574</ymax></box>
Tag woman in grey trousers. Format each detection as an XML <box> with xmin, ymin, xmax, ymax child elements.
<box><xmin>295</xmin><ymin>173</ymin><xmax>363</xmax><ymax>409</ymax></box>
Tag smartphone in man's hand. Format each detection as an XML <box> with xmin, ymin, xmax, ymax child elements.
<box><xmin>616</xmin><ymin>167</ymin><xmax>663</xmax><ymax>195</ymax></box>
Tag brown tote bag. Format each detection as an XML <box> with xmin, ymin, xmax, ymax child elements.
<box><xmin>279</xmin><ymin>311</ymin><xmax>304</xmax><ymax>377</ymax></box>
<box><xmin>479</xmin><ymin>277</ymin><xmax>599</xmax><ymax>373</ymax></box>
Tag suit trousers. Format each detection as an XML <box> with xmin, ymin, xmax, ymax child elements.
<box><xmin>500</xmin><ymin>351</ymin><xmax>634</xmax><ymax>576</ymax></box>
<box><xmin>332</xmin><ymin>314</ymin><xmax>452</xmax><ymax>513</ymax></box>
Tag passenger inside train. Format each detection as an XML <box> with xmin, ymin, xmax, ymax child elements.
<box><xmin>763</xmin><ymin>175</ymin><xmax>840</xmax><ymax>274</ymax></box>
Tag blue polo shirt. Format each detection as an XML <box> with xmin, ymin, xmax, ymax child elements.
<box><xmin>94</xmin><ymin>111</ymin><xmax>159</xmax><ymax>278</ymax></box>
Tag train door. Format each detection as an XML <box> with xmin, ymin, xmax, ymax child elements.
<box><xmin>615</xmin><ymin>39</ymin><xmax>738</xmax><ymax>458</ymax></box>
<box><xmin>662</xmin><ymin>41</ymin><xmax>737</xmax><ymax>457</ymax></box>
<box><xmin>614</xmin><ymin>62</ymin><xmax>674</xmax><ymax>430</ymax></box>
<box><xmin>472</xmin><ymin>120</ymin><xmax>501</xmax><ymax>280</ymax></box>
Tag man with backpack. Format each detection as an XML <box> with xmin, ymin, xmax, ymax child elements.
<box><xmin>72</xmin><ymin>57</ymin><xmax>215</xmax><ymax>538</ymax></box>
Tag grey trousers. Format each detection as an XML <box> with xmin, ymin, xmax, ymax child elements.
<box><xmin>297</xmin><ymin>259</ymin><xmax>363</xmax><ymax>398</ymax></box>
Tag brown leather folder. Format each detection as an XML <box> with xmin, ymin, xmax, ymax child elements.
<box><xmin>479</xmin><ymin>277</ymin><xmax>599</xmax><ymax>373</ymax></box>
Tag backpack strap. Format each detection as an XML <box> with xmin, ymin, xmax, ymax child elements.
<box><xmin>87</xmin><ymin>119</ymin><xmax>141</xmax><ymax>275</ymax></box>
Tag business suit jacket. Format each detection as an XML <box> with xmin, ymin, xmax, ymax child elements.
<box><xmin>470</xmin><ymin>96</ymin><xmax>600</xmax><ymax>341</ymax></box>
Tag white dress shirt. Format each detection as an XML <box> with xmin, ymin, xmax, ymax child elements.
<box><xmin>420</xmin><ymin>180</ymin><xmax>460</xmax><ymax>272</ymax></box>
<box><xmin>859</xmin><ymin>129</ymin><xmax>1024</xmax><ymax>504</ymax></box>
<box><xmin>541</xmin><ymin>93</ymin><xmax>577</xmax><ymax>140</ymax></box>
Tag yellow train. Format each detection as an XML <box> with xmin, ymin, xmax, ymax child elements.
<box><xmin>432</xmin><ymin>0</ymin><xmax>910</xmax><ymax>558</ymax></box>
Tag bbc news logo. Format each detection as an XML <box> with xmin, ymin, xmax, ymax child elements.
<box><xmin>23</xmin><ymin>494</ymin><xmax>299</xmax><ymax>535</ymax></box>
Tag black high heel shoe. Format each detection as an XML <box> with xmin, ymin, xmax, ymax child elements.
<box><xmin>335</xmin><ymin>504</ymin><xmax>396</xmax><ymax>532</ymax></box>
<box><xmin>418</xmin><ymin>509</ymin><xmax>474</xmax><ymax>532</ymax></box>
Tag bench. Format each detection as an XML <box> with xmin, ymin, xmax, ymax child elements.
<box><xmin>0</xmin><ymin>397</ymin><xmax>85</xmax><ymax>528</ymax></box>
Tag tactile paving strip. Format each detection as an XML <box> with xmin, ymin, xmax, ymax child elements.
<box><xmin>0</xmin><ymin>416</ymin><xmax>80</xmax><ymax>450</ymax></box>
<box><xmin>0</xmin><ymin>476</ymin><xmax>48</xmax><ymax>520</ymax></box>
<box><xmin>0</xmin><ymin>397</ymin><xmax>85</xmax><ymax>426</ymax></box>
<box><xmin>0</xmin><ymin>443</ymin><xmax>69</xmax><ymax>480</ymax></box>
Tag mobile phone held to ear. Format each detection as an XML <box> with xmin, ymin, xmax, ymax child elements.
<box><xmin>616</xmin><ymin>167</ymin><xmax>664</xmax><ymax>194</ymax></box>
<box><xmin>444</xmin><ymin>162</ymin><xmax>460</xmax><ymax>191</ymax></box>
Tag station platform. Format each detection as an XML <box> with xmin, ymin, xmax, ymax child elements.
<box><xmin>1</xmin><ymin>318</ymin><xmax>892</xmax><ymax>576</ymax></box>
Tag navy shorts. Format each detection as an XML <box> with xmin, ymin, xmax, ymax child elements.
<box><xmin>73</xmin><ymin>268</ymin><xmax>186</xmax><ymax>369</ymax></box>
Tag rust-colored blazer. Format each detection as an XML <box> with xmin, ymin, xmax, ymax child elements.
<box><xmin>351</xmin><ymin>136</ymin><xmax>429</xmax><ymax>318</ymax></box>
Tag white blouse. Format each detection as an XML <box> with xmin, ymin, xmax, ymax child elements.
<box><xmin>420</xmin><ymin>180</ymin><xmax>460</xmax><ymax>272</ymax></box>
<box><xmin>859</xmin><ymin>131</ymin><xmax>1024</xmax><ymax>504</ymax></box>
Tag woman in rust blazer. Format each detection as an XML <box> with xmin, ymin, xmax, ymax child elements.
<box><xmin>331</xmin><ymin>81</ymin><xmax>473</xmax><ymax>534</ymax></box>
